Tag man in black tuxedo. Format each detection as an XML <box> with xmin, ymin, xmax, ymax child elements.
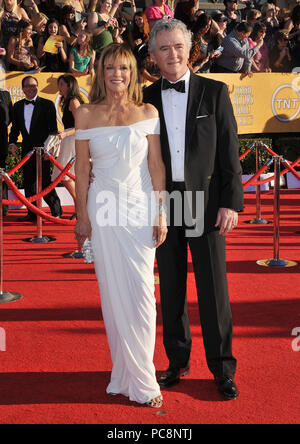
<box><xmin>9</xmin><ymin>76</ymin><xmax>62</xmax><ymax>222</ymax></box>
<box><xmin>144</xmin><ymin>19</ymin><xmax>244</xmax><ymax>400</ymax></box>
<box><xmin>0</xmin><ymin>89</ymin><xmax>13</xmax><ymax>216</ymax></box>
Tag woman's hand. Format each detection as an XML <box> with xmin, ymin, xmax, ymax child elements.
<box><xmin>22</xmin><ymin>60</ymin><xmax>34</xmax><ymax>69</ymax></box>
<box><xmin>57</xmin><ymin>131</ymin><xmax>66</xmax><ymax>141</ymax></box>
<box><xmin>74</xmin><ymin>218</ymin><xmax>92</xmax><ymax>245</ymax></box>
<box><xmin>108</xmin><ymin>17</ymin><xmax>118</xmax><ymax>28</ymax></box>
<box><xmin>153</xmin><ymin>213</ymin><xmax>168</xmax><ymax>248</ymax></box>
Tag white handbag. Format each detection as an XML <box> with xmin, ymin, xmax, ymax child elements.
<box><xmin>44</xmin><ymin>134</ymin><xmax>61</xmax><ymax>157</ymax></box>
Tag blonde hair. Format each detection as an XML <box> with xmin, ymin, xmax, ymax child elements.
<box><xmin>90</xmin><ymin>43</ymin><xmax>143</xmax><ymax>106</ymax></box>
<box><xmin>261</xmin><ymin>3</ymin><xmax>275</xmax><ymax>18</ymax></box>
<box><xmin>31</xmin><ymin>12</ymin><xmax>49</xmax><ymax>31</ymax></box>
<box><xmin>0</xmin><ymin>0</ymin><xmax>20</xmax><ymax>20</ymax></box>
<box><xmin>63</xmin><ymin>0</ymin><xmax>85</xmax><ymax>10</ymax></box>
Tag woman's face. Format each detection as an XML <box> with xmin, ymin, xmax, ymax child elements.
<box><xmin>38</xmin><ymin>19</ymin><xmax>47</xmax><ymax>34</ymax></box>
<box><xmin>23</xmin><ymin>25</ymin><xmax>33</xmax><ymax>39</ymax></box>
<box><xmin>100</xmin><ymin>0</ymin><xmax>112</xmax><ymax>13</ymax></box>
<box><xmin>103</xmin><ymin>55</ymin><xmax>131</xmax><ymax>96</ymax></box>
<box><xmin>217</xmin><ymin>16</ymin><xmax>227</xmax><ymax>30</ymax></box>
<box><xmin>58</xmin><ymin>79</ymin><xmax>69</xmax><ymax>98</ymax></box>
<box><xmin>4</xmin><ymin>0</ymin><xmax>15</xmax><ymax>11</ymax></box>
<box><xmin>135</xmin><ymin>15</ymin><xmax>144</xmax><ymax>28</ymax></box>
<box><xmin>67</xmin><ymin>12</ymin><xmax>75</xmax><ymax>22</ymax></box>
<box><xmin>154</xmin><ymin>0</ymin><xmax>164</xmax><ymax>7</ymax></box>
<box><xmin>77</xmin><ymin>32</ymin><xmax>87</xmax><ymax>46</ymax></box>
<box><xmin>257</xmin><ymin>29</ymin><xmax>266</xmax><ymax>40</ymax></box>
<box><xmin>48</xmin><ymin>22</ymin><xmax>59</xmax><ymax>36</ymax></box>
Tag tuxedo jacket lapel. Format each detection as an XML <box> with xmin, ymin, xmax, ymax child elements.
<box><xmin>185</xmin><ymin>74</ymin><xmax>205</xmax><ymax>156</ymax></box>
<box><xmin>19</xmin><ymin>100</ymin><xmax>28</xmax><ymax>135</ymax></box>
<box><xmin>150</xmin><ymin>79</ymin><xmax>173</xmax><ymax>185</ymax></box>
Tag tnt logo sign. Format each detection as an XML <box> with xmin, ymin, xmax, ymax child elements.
<box><xmin>0</xmin><ymin>327</ymin><xmax>6</xmax><ymax>351</ymax></box>
<box><xmin>272</xmin><ymin>84</ymin><xmax>300</xmax><ymax>122</ymax></box>
<box><xmin>291</xmin><ymin>328</ymin><xmax>300</xmax><ymax>352</ymax></box>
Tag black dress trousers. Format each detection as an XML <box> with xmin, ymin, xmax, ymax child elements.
<box><xmin>156</xmin><ymin>182</ymin><xmax>237</xmax><ymax>378</ymax></box>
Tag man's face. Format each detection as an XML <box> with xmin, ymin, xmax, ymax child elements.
<box><xmin>227</xmin><ymin>0</ymin><xmax>238</xmax><ymax>11</ymax></box>
<box><xmin>238</xmin><ymin>31</ymin><xmax>251</xmax><ymax>42</ymax></box>
<box><xmin>22</xmin><ymin>78</ymin><xmax>38</xmax><ymax>100</ymax></box>
<box><xmin>150</xmin><ymin>29</ymin><xmax>190</xmax><ymax>82</ymax></box>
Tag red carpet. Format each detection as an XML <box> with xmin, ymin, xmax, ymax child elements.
<box><xmin>0</xmin><ymin>190</ymin><xmax>299</xmax><ymax>424</ymax></box>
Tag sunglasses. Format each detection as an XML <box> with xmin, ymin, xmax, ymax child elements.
<box><xmin>218</xmin><ymin>18</ymin><xmax>227</xmax><ymax>22</ymax></box>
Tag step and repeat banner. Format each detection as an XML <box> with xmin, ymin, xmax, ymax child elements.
<box><xmin>1</xmin><ymin>71</ymin><xmax>300</xmax><ymax>135</ymax></box>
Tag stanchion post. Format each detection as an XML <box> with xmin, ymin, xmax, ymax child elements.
<box><xmin>0</xmin><ymin>168</ymin><xmax>23</xmax><ymax>303</ymax></box>
<box><xmin>36</xmin><ymin>147</ymin><xmax>43</xmax><ymax>238</ymax></box>
<box><xmin>246</xmin><ymin>142</ymin><xmax>269</xmax><ymax>225</ymax></box>
<box><xmin>256</xmin><ymin>143</ymin><xmax>262</xmax><ymax>220</ymax></box>
<box><xmin>257</xmin><ymin>156</ymin><xmax>297</xmax><ymax>268</ymax></box>
<box><xmin>273</xmin><ymin>156</ymin><xmax>282</xmax><ymax>263</ymax></box>
<box><xmin>23</xmin><ymin>147</ymin><xmax>56</xmax><ymax>244</ymax></box>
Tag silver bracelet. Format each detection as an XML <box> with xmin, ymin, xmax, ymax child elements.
<box><xmin>157</xmin><ymin>202</ymin><xmax>167</xmax><ymax>216</ymax></box>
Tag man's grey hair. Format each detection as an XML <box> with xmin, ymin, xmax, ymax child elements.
<box><xmin>148</xmin><ymin>18</ymin><xmax>192</xmax><ymax>53</ymax></box>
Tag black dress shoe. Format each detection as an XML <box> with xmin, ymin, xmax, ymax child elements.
<box><xmin>214</xmin><ymin>376</ymin><xmax>239</xmax><ymax>400</ymax></box>
<box><xmin>158</xmin><ymin>365</ymin><xmax>190</xmax><ymax>389</ymax></box>
<box><xmin>17</xmin><ymin>214</ymin><xmax>37</xmax><ymax>223</ymax></box>
<box><xmin>52</xmin><ymin>210</ymin><xmax>63</xmax><ymax>218</ymax></box>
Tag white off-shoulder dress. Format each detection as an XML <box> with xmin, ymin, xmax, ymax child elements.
<box><xmin>75</xmin><ymin>118</ymin><xmax>162</xmax><ymax>404</ymax></box>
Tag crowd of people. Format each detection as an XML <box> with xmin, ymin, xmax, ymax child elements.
<box><xmin>0</xmin><ymin>0</ymin><xmax>299</xmax><ymax>79</ymax></box>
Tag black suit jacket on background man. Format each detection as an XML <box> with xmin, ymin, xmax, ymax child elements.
<box><xmin>143</xmin><ymin>73</ymin><xmax>244</xmax><ymax>232</ymax></box>
<box><xmin>9</xmin><ymin>96</ymin><xmax>62</xmax><ymax>217</ymax></box>
<box><xmin>9</xmin><ymin>96</ymin><xmax>58</xmax><ymax>153</ymax></box>
<box><xmin>0</xmin><ymin>89</ymin><xmax>13</xmax><ymax>167</ymax></box>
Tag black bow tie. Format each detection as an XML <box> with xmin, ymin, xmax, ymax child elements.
<box><xmin>24</xmin><ymin>100</ymin><xmax>35</xmax><ymax>106</ymax></box>
<box><xmin>162</xmin><ymin>79</ymin><xmax>186</xmax><ymax>93</ymax></box>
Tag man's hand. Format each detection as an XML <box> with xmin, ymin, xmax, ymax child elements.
<box><xmin>215</xmin><ymin>208</ymin><xmax>238</xmax><ymax>236</ymax></box>
<box><xmin>241</xmin><ymin>71</ymin><xmax>253</xmax><ymax>79</ymax></box>
<box><xmin>9</xmin><ymin>144</ymin><xmax>18</xmax><ymax>158</ymax></box>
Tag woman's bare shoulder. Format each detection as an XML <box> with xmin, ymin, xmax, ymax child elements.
<box><xmin>141</xmin><ymin>103</ymin><xmax>159</xmax><ymax>120</ymax></box>
<box><xmin>75</xmin><ymin>104</ymin><xmax>99</xmax><ymax>129</ymax></box>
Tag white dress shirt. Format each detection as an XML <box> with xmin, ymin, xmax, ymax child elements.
<box><xmin>24</xmin><ymin>95</ymin><xmax>37</xmax><ymax>133</ymax></box>
<box><xmin>162</xmin><ymin>69</ymin><xmax>190</xmax><ymax>182</ymax></box>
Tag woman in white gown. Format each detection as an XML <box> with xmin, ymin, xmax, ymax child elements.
<box><xmin>74</xmin><ymin>44</ymin><xmax>167</xmax><ymax>408</ymax></box>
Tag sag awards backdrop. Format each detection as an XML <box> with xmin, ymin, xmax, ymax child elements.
<box><xmin>1</xmin><ymin>71</ymin><xmax>300</xmax><ymax>135</ymax></box>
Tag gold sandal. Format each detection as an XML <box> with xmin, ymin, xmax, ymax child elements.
<box><xmin>147</xmin><ymin>395</ymin><xmax>163</xmax><ymax>409</ymax></box>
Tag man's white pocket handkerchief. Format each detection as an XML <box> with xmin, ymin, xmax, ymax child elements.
<box><xmin>197</xmin><ymin>115</ymin><xmax>209</xmax><ymax>119</ymax></box>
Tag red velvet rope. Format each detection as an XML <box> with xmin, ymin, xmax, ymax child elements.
<box><xmin>44</xmin><ymin>151</ymin><xmax>76</xmax><ymax>181</ymax></box>
<box><xmin>239</xmin><ymin>145</ymin><xmax>255</xmax><ymax>161</ymax></box>
<box><xmin>3</xmin><ymin>174</ymin><xmax>75</xmax><ymax>226</ymax></box>
<box><xmin>282</xmin><ymin>158</ymin><xmax>300</xmax><ymax>181</ymax></box>
<box><xmin>243</xmin><ymin>157</ymin><xmax>300</xmax><ymax>187</ymax></box>
<box><xmin>2</xmin><ymin>159</ymin><xmax>75</xmax><ymax>206</ymax></box>
<box><xmin>2</xmin><ymin>151</ymin><xmax>34</xmax><ymax>182</ymax></box>
<box><xmin>243</xmin><ymin>162</ymin><xmax>272</xmax><ymax>189</ymax></box>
